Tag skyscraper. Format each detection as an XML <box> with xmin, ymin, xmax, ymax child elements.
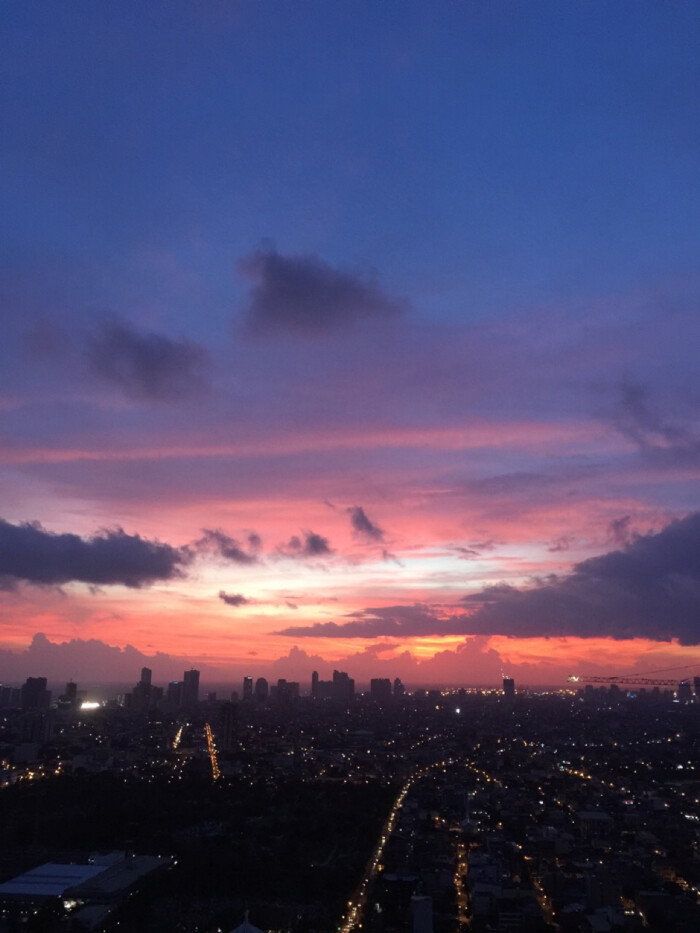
<box><xmin>182</xmin><ymin>669</ymin><xmax>200</xmax><ymax>708</ymax></box>
<box><xmin>242</xmin><ymin>676</ymin><xmax>253</xmax><ymax>701</ymax></box>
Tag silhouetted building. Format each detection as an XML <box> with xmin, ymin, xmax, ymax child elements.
<box><xmin>141</xmin><ymin>667</ymin><xmax>152</xmax><ymax>687</ymax></box>
<box><xmin>254</xmin><ymin>677</ymin><xmax>269</xmax><ymax>702</ymax></box>
<box><xmin>167</xmin><ymin>681</ymin><xmax>182</xmax><ymax>709</ymax></box>
<box><xmin>393</xmin><ymin>677</ymin><xmax>405</xmax><ymax>698</ymax></box>
<box><xmin>311</xmin><ymin>670</ymin><xmax>319</xmax><ymax>698</ymax></box>
<box><xmin>242</xmin><ymin>676</ymin><xmax>253</xmax><ymax>701</ymax></box>
<box><xmin>182</xmin><ymin>669</ymin><xmax>200</xmax><ymax>708</ymax></box>
<box><xmin>332</xmin><ymin>670</ymin><xmax>354</xmax><ymax>703</ymax></box>
<box><xmin>219</xmin><ymin>702</ymin><xmax>237</xmax><ymax>752</ymax></box>
<box><xmin>503</xmin><ymin>677</ymin><xmax>515</xmax><ymax>701</ymax></box>
<box><xmin>678</xmin><ymin>680</ymin><xmax>692</xmax><ymax>703</ymax></box>
<box><xmin>370</xmin><ymin>678</ymin><xmax>392</xmax><ymax>702</ymax></box>
<box><xmin>20</xmin><ymin>677</ymin><xmax>50</xmax><ymax>711</ymax></box>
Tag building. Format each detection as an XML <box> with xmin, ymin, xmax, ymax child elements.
<box><xmin>254</xmin><ymin>677</ymin><xmax>269</xmax><ymax>702</ymax></box>
<box><xmin>242</xmin><ymin>676</ymin><xmax>253</xmax><ymax>701</ymax></box>
<box><xmin>332</xmin><ymin>670</ymin><xmax>355</xmax><ymax>703</ymax></box>
<box><xmin>20</xmin><ymin>677</ymin><xmax>51</xmax><ymax>711</ymax></box>
<box><xmin>219</xmin><ymin>702</ymin><xmax>237</xmax><ymax>753</ymax></box>
<box><xmin>182</xmin><ymin>669</ymin><xmax>200</xmax><ymax>708</ymax></box>
<box><xmin>370</xmin><ymin>678</ymin><xmax>392</xmax><ymax>702</ymax></box>
<box><xmin>503</xmin><ymin>677</ymin><xmax>515</xmax><ymax>701</ymax></box>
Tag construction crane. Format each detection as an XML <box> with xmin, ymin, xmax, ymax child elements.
<box><xmin>567</xmin><ymin>675</ymin><xmax>688</xmax><ymax>687</ymax></box>
<box><xmin>568</xmin><ymin>663</ymin><xmax>697</xmax><ymax>688</ymax></box>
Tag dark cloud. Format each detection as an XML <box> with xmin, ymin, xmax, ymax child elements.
<box><xmin>197</xmin><ymin>529</ymin><xmax>259</xmax><ymax>565</ymax></box>
<box><xmin>239</xmin><ymin>248</ymin><xmax>405</xmax><ymax>337</ymax></box>
<box><xmin>0</xmin><ymin>519</ymin><xmax>186</xmax><ymax>588</ymax></box>
<box><xmin>607</xmin><ymin>515</ymin><xmax>633</xmax><ymax>546</ymax></box>
<box><xmin>613</xmin><ymin>382</ymin><xmax>700</xmax><ymax>466</ymax></box>
<box><xmin>86</xmin><ymin>316</ymin><xmax>209</xmax><ymax>401</ymax></box>
<box><xmin>347</xmin><ymin>505</ymin><xmax>384</xmax><ymax>542</ymax></box>
<box><xmin>282</xmin><ymin>531</ymin><xmax>333</xmax><ymax>558</ymax></box>
<box><xmin>278</xmin><ymin>513</ymin><xmax>700</xmax><ymax>645</ymax></box>
<box><xmin>218</xmin><ymin>591</ymin><xmax>248</xmax><ymax>607</ymax></box>
<box><xmin>247</xmin><ymin>532</ymin><xmax>263</xmax><ymax>551</ymax></box>
<box><xmin>278</xmin><ymin>604</ymin><xmax>438</xmax><ymax>639</ymax></box>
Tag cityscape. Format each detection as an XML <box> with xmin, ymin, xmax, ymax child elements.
<box><xmin>0</xmin><ymin>667</ymin><xmax>699</xmax><ymax>932</ymax></box>
<box><xmin>2</xmin><ymin>3</ymin><xmax>699</xmax><ymax>933</ymax></box>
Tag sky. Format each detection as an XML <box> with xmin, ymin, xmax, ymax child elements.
<box><xmin>1</xmin><ymin>1</ymin><xmax>699</xmax><ymax>689</ymax></box>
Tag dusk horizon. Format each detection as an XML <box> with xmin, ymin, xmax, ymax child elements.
<box><xmin>2</xmin><ymin>2</ymin><xmax>699</xmax><ymax>690</ymax></box>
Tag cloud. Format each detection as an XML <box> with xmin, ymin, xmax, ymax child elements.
<box><xmin>278</xmin><ymin>513</ymin><xmax>700</xmax><ymax>644</ymax></box>
<box><xmin>0</xmin><ymin>632</ymin><xmax>218</xmax><ymax>684</ymax></box>
<box><xmin>238</xmin><ymin>248</ymin><xmax>405</xmax><ymax>337</ymax></box>
<box><xmin>0</xmin><ymin>519</ymin><xmax>187</xmax><ymax>588</ymax></box>
<box><xmin>455</xmin><ymin>540</ymin><xmax>497</xmax><ymax>559</ymax></box>
<box><xmin>85</xmin><ymin>316</ymin><xmax>209</xmax><ymax>401</ymax></box>
<box><xmin>196</xmin><ymin>529</ymin><xmax>259</xmax><ymax>565</ymax></box>
<box><xmin>613</xmin><ymin>382</ymin><xmax>700</xmax><ymax>466</ymax></box>
<box><xmin>218</xmin><ymin>590</ymin><xmax>248</xmax><ymax>607</ymax></box>
<box><xmin>607</xmin><ymin>515</ymin><xmax>633</xmax><ymax>546</ymax></box>
<box><xmin>347</xmin><ymin>505</ymin><xmax>385</xmax><ymax>542</ymax></box>
<box><xmin>282</xmin><ymin>531</ymin><xmax>333</xmax><ymax>558</ymax></box>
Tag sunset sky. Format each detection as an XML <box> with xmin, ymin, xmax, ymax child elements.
<box><xmin>1</xmin><ymin>1</ymin><xmax>699</xmax><ymax>688</ymax></box>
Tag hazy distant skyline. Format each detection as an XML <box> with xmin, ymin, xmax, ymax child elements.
<box><xmin>1</xmin><ymin>2</ymin><xmax>699</xmax><ymax>686</ymax></box>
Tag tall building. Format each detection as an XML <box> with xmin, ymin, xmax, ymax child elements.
<box><xmin>332</xmin><ymin>670</ymin><xmax>354</xmax><ymax>703</ymax></box>
<box><xmin>182</xmin><ymin>669</ymin><xmax>200</xmax><ymax>708</ymax></box>
<box><xmin>242</xmin><ymin>676</ymin><xmax>253</xmax><ymax>701</ymax></box>
<box><xmin>167</xmin><ymin>681</ymin><xmax>182</xmax><ymax>709</ymax></box>
<box><xmin>219</xmin><ymin>702</ymin><xmax>237</xmax><ymax>752</ymax></box>
<box><xmin>503</xmin><ymin>677</ymin><xmax>515</xmax><ymax>701</ymax></box>
<box><xmin>254</xmin><ymin>677</ymin><xmax>269</xmax><ymax>702</ymax></box>
<box><xmin>370</xmin><ymin>678</ymin><xmax>392</xmax><ymax>702</ymax></box>
<box><xmin>20</xmin><ymin>677</ymin><xmax>50</xmax><ymax>711</ymax></box>
<box><xmin>140</xmin><ymin>667</ymin><xmax>152</xmax><ymax>687</ymax></box>
<box><xmin>393</xmin><ymin>677</ymin><xmax>405</xmax><ymax>698</ymax></box>
<box><xmin>311</xmin><ymin>670</ymin><xmax>319</xmax><ymax>698</ymax></box>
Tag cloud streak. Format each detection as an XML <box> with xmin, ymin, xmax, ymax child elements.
<box><xmin>0</xmin><ymin>519</ymin><xmax>187</xmax><ymax>588</ymax></box>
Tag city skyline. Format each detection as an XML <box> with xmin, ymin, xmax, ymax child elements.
<box><xmin>1</xmin><ymin>2</ymin><xmax>699</xmax><ymax>687</ymax></box>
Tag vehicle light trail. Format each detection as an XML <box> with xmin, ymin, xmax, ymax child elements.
<box><xmin>205</xmin><ymin>723</ymin><xmax>221</xmax><ymax>781</ymax></box>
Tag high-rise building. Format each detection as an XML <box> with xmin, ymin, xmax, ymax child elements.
<box><xmin>140</xmin><ymin>667</ymin><xmax>152</xmax><ymax>687</ymax></box>
<box><xmin>311</xmin><ymin>670</ymin><xmax>319</xmax><ymax>698</ymax></box>
<box><xmin>182</xmin><ymin>669</ymin><xmax>200</xmax><ymax>708</ymax></box>
<box><xmin>678</xmin><ymin>680</ymin><xmax>692</xmax><ymax>703</ymax></box>
<box><xmin>370</xmin><ymin>678</ymin><xmax>392</xmax><ymax>702</ymax></box>
<box><xmin>167</xmin><ymin>681</ymin><xmax>182</xmax><ymax>709</ymax></box>
<box><xmin>503</xmin><ymin>677</ymin><xmax>515</xmax><ymax>701</ymax></box>
<box><xmin>332</xmin><ymin>670</ymin><xmax>354</xmax><ymax>703</ymax></box>
<box><xmin>219</xmin><ymin>702</ymin><xmax>237</xmax><ymax>752</ymax></box>
<box><xmin>393</xmin><ymin>677</ymin><xmax>405</xmax><ymax>698</ymax></box>
<box><xmin>242</xmin><ymin>676</ymin><xmax>253</xmax><ymax>701</ymax></box>
<box><xmin>20</xmin><ymin>677</ymin><xmax>50</xmax><ymax>711</ymax></box>
<box><xmin>254</xmin><ymin>677</ymin><xmax>269</xmax><ymax>702</ymax></box>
